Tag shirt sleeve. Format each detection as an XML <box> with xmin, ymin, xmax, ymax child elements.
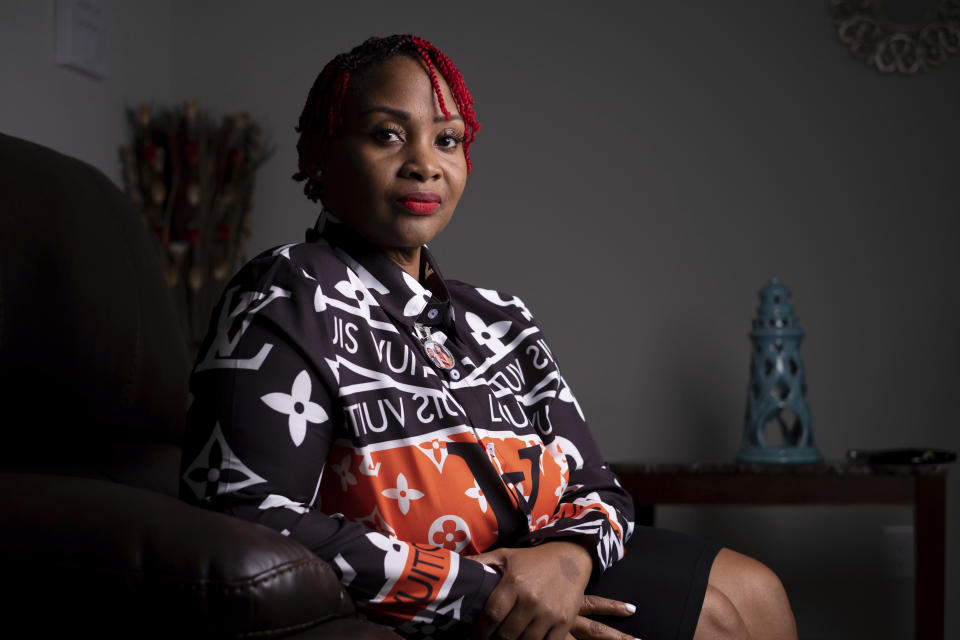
<box><xmin>178</xmin><ymin>255</ymin><xmax>499</xmax><ymax>630</ymax></box>
<box><xmin>509</xmin><ymin>309</ymin><xmax>635</xmax><ymax>580</ymax></box>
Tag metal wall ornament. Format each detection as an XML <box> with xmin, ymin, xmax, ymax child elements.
<box><xmin>737</xmin><ymin>278</ymin><xmax>823</xmax><ymax>464</ymax></box>
<box><xmin>830</xmin><ymin>0</ymin><xmax>960</xmax><ymax>74</ymax></box>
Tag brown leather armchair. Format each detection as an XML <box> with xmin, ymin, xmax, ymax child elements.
<box><xmin>0</xmin><ymin>133</ymin><xmax>399</xmax><ymax>639</ymax></box>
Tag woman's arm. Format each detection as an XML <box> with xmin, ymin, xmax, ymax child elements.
<box><xmin>466</xmin><ymin>380</ymin><xmax>637</xmax><ymax>640</ymax></box>
<box><xmin>179</xmin><ymin>255</ymin><xmax>499</xmax><ymax>630</ymax></box>
<box><xmin>517</xmin><ymin>375</ymin><xmax>636</xmax><ymax>580</ymax></box>
<box><xmin>461</xmin><ymin>291</ymin><xmax>637</xmax><ymax>639</ymax></box>
<box><xmin>470</xmin><ymin>541</ymin><xmax>635</xmax><ymax>640</ymax></box>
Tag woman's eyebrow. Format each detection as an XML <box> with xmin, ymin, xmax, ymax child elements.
<box><xmin>362</xmin><ymin>106</ymin><xmax>463</xmax><ymax>123</ymax></box>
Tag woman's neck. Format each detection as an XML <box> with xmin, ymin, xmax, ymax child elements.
<box><xmin>383</xmin><ymin>246</ymin><xmax>422</xmax><ymax>281</ymax></box>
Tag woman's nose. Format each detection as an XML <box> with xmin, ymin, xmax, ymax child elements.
<box><xmin>399</xmin><ymin>140</ymin><xmax>442</xmax><ymax>182</ymax></box>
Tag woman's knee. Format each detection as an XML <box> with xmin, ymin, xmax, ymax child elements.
<box><xmin>708</xmin><ymin>548</ymin><xmax>797</xmax><ymax>639</ymax></box>
<box><xmin>694</xmin><ymin>584</ymin><xmax>750</xmax><ymax>640</ymax></box>
<box><xmin>711</xmin><ymin>549</ymin><xmax>790</xmax><ymax>610</ymax></box>
<box><xmin>747</xmin><ymin>559</ymin><xmax>790</xmax><ymax>612</ymax></box>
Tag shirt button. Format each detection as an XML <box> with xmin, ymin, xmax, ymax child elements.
<box><xmin>427</xmin><ymin>308</ymin><xmax>439</xmax><ymax>320</ymax></box>
<box><xmin>450</xmin><ymin>369</ymin><xmax>461</xmax><ymax>380</ymax></box>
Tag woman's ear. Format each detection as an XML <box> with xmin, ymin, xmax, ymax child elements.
<box><xmin>304</xmin><ymin>161</ymin><xmax>323</xmax><ymax>179</ymax></box>
<box><xmin>297</xmin><ymin>157</ymin><xmax>326</xmax><ymax>204</ymax></box>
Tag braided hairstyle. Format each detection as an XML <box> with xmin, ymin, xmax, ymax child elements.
<box><xmin>292</xmin><ymin>35</ymin><xmax>480</xmax><ymax>203</ymax></box>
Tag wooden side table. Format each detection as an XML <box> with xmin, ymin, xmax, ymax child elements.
<box><xmin>609</xmin><ymin>462</ymin><xmax>947</xmax><ymax>640</ymax></box>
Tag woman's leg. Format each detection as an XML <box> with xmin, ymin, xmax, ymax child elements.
<box><xmin>693</xmin><ymin>548</ymin><xmax>798</xmax><ymax>640</ymax></box>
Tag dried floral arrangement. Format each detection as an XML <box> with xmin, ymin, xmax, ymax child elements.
<box><xmin>120</xmin><ymin>102</ymin><xmax>271</xmax><ymax>357</ymax></box>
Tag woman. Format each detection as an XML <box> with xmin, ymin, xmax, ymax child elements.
<box><xmin>180</xmin><ymin>35</ymin><xmax>797</xmax><ymax>640</ymax></box>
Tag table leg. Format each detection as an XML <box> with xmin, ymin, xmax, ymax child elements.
<box><xmin>914</xmin><ymin>474</ymin><xmax>946</xmax><ymax>640</ymax></box>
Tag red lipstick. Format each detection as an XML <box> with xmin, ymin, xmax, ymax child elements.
<box><xmin>398</xmin><ymin>192</ymin><xmax>441</xmax><ymax>215</ymax></box>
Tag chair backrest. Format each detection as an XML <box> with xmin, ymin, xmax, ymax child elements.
<box><xmin>0</xmin><ymin>133</ymin><xmax>189</xmax><ymax>483</ymax></box>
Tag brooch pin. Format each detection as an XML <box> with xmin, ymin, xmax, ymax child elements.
<box><xmin>414</xmin><ymin>323</ymin><xmax>455</xmax><ymax>370</ymax></box>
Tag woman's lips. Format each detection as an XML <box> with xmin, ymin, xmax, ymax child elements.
<box><xmin>398</xmin><ymin>192</ymin><xmax>441</xmax><ymax>215</ymax></box>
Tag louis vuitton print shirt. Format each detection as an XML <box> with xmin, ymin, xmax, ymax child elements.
<box><xmin>179</xmin><ymin>216</ymin><xmax>635</xmax><ymax>635</ymax></box>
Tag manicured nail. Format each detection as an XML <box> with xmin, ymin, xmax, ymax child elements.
<box><xmin>624</xmin><ymin>602</ymin><xmax>637</xmax><ymax>614</ymax></box>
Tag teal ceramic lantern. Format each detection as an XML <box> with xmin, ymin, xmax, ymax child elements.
<box><xmin>737</xmin><ymin>278</ymin><xmax>823</xmax><ymax>464</ymax></box>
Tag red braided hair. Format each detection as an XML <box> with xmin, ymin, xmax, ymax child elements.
<box><xmin>293</xmin><ymin>35</ymin><xmax>480</xmax><ymax>203</ymax></box>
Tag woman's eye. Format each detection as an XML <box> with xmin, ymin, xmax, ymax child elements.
<box><xmin>373</xmin><ymin>128</ymin><xmax>403</xmax><ymax>143</ymax></box>
<box><xmin>436</xmin><ymin>132</ymin><xmax>464</xmax><ymax>149</ymax></box>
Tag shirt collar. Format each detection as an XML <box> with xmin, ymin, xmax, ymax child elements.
<box><xmin>308</xmin><ymin>211</ymin><xmax>457</xmax><ymax>333</ymax></box>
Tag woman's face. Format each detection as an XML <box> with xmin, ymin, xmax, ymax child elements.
<box><xmin>317</xmin><ymin>55</ymin><xmax>468</xmax><ymax>260</ymax></box>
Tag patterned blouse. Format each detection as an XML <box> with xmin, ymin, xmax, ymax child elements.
<box><xmin>179</xmin><ymin>214</ymin><xmax>635</xmax><ymax>636</ymax></box>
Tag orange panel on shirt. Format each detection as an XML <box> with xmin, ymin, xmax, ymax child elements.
<box><xmin>320</xmin><ymin>430</ymin><xmax>569</xmax><ymax>554</ymax></box>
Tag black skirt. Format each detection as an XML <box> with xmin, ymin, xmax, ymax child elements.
<box><xmin>585</xmin><ymin>527</ymin><xmax>722</xmax><ymax>640</ymax></box>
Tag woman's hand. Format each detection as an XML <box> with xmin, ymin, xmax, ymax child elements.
<box><xmin>467</xmin><ymin>541</ymin><xmax>636</xmax><ymax>640</ymax></box>
<box><xmin>572</xmin><ymin>595</ymin><xmax>638</xmax><ymax>640</ymax></box>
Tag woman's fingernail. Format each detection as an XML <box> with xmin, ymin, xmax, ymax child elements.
<box><xmin>624</xmin><ymin>602</ymin><xmax>637</xmax><ymax>614</ymax></box>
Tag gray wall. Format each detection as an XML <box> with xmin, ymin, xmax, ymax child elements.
<box><xmin>0</xmin><ymin>0</ymin><xmax>172</xmax><ymax>184</ymax></box>
<box><xmin>3</xmin><ymin>2</ymin><xmax>958</xmax><ymax>638</ymax></box>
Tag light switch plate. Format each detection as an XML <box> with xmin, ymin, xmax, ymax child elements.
<box><xmin>55</xmin><ymin>0</ymin><xmax>108</xmax><ymax>79</ymax></box>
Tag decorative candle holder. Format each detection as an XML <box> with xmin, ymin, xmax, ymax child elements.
<box><xmin>737</xmin><ymin>278</ymin><xmax>823</xmax><ymax>464</ymax></box>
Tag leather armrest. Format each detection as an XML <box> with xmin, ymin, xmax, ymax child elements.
<box><xmin>0</xmin><ymin>473</ymin><xmax>355</xmax><ymax>637</ymax></box>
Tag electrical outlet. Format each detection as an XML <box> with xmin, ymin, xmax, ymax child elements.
<box><xmin>883</xmin><ymin>525</ymin><xmax>914</xmax><ymax>580</ymax></box>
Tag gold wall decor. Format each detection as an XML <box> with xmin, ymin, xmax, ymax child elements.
<box><xmin>120</xmin><ymin>102</ymin><xmax>272</xmax><ymax>357</ymax></box>
<box><xmin>830</xmin><ymin>0</ymin><xmax>960</xmax><ymax>74</ymax></box>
